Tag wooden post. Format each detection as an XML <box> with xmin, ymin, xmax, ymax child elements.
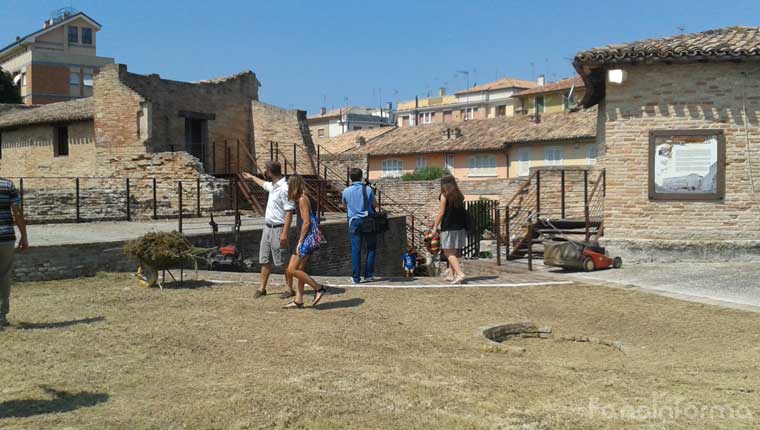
<box><xmin>178</xmin><ymin>181</ymin><xmax>183</xmax><ymax>233</ymax></box>
<box><xmin>196</xmin><ymin>178</ymin><xmax>201</xmax><ymax>217</ymax></box>
<box><xmin>535</xmin><ymin>171</ymin><xmax>541</xmax><ymax>216</ymax></box>
<box><xmin>75</xmin><ymin>178</ymin><xmax>81</xmax><ymax>223</ymax></box>
<box><xmin>561</xmin><ymin>170</ymin><xmax>566</xmax><ymax>219</ymax></box>
<box><xmin>495</xmin><ymin>207</ymin><xmax>501</xmax><ymax>266</ymax></box>
<box><xmin>152</xmin><ymin>178</ymin><xmax>158</xmax><ymax>219</ymax></box>
<box><xmin>126</xmin><ymin>178</ymin><xmax>131</xmax><ymax>221</ymax></box>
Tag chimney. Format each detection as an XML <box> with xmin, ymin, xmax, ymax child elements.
<box><xmin>453</xmin><ymin>127</ymin><xmax>462</xmax><ymax>138</ymax></box>
<box><xmin>320</xmin><ymin>107</ymin><xmax>326</xmax><ymax>115</ymax></box>
<box><xmin>356</xmin><ymin>136</ymin><xmax>366</xmax><ymax>147</ymax></box>
<box><xmin>537</xmin><ymin>74</ymin><xmax>545</xmax><ymax>86</ymax></box>
<box><xmin>438</xmin><ymin>87</ymin><xmax>446</xmax><ymax>97</ymax></box>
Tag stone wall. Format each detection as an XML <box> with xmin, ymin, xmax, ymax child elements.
<box><xmin>251</xmin><ymin>101</ymin><xmax>317</xmax><ymax>175</ymax></box>
<box><xmin>320</xmin><ymin>152</ymin><xmax>368</xmax><ymax>184</ymax></box>
<box><xmin>13</xmin><ymin>217</ymin><xmax>407</xmax><ymax>282</ymax></box>
<box><xmin>18</xmin><ymin>175</ymin><xmax>232</xmax><ymax>223</ymax></box>
<box><xmin>600</xmin><ymin>62</ymin><xmax>760</xmax><ymax>246</ymax></box>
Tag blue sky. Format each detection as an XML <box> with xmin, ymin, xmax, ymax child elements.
<box><xmin>3</xmin><ymin>0</ymin><xmax>760</xmax><ymax>114</ymax></box>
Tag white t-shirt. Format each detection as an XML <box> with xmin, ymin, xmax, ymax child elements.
<box><xmin>263</xmin><ymin>177</ymin><xmax>296</xmax><ymax>225</ymax></box>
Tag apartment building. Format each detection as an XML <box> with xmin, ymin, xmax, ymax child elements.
<box><xmin>513</xmin><ymin>76</ymin><xmax>585</xmax><ymax>115</ymax></box>
<box><xmin>0</xmin><ymin>9</ymin><xmax>114</xmax><ymax>105</ymax></box>
<box><xmin>307</xmin><ymin>105</ymin><xmax>394</xmax><ymax>143</ymax></box>
<box><xmin>395</xmin><ymin>77</ymin><xmax>536</xmax><ymax>127</ymax></box>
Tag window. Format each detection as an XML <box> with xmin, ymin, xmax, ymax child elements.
<box><xmin>381</xmin><ymin>159</ymin><xmax>404</xmax><ymax>178</ymax></box>
<box><xmin>586</xmin><ymin>145</ymin><xmax>598</xmax><ymax>165</ymax></box>
<box><xmin>54</xmin><ymin>126</ymin><xmax>69</xmax><ymax>157</ymax></box>
<box><xmin>496</xmin><ymin>105</ymin><xmax>507</xmax><ymax>117</ymax></box>
<box><xmin>535</xmin><ymin>96</ymin><xmax>545</xmax><ymax>114</ymax></box>
<box><xmin>468</xmin><ymin>154</ymin><xmax>498</xmax><ymax>177</ymax></box>
<box><xmin>81</xmin><ymin>28</ymin><xmax>93</xmax><ymax>45</ymax></box>
<box><xmin>416</xmin><ymin>156</ymin><xmax>427</xmax><ymax>170</ymax></box>
<box><xmin>462</xmin><ymin>107</ymin><xmax>478</xmax><ymax>120</ymax></box>
<box><xmin>70</xmin><ymin>71</ymin><xmax>80</xmax><ymax>85</ymax></box>
<box><xmin>649</xmin><ymin>129</ymin><xmax>725</xmax><ymax>201</ymax></box>
<box><xmin>83</xmin><ymin>71</ymin><xmax>94</xmax><ymax>87</ymax></box>
<box><xmin>445</xmin><ymin>154</ymin><xmax>455</xmax><ymax>172</ymax></box>
<box><xmin>401</xmin><ymin>115</ymin><xmax>410</xmax><ymax>127</ymax></box>
<box><xmin>518</xmin><ymin>150</ymin><xmax>530</xmax><ymax>176</ymax></box>
<box><xmin>317</xmin><ymin>128</ymin><xmax>325</xmax><ymax>138</ymax></box>
<box><xmin>421</xmin><ymin>112</ymin><xmax>434</xmax><ymax>124</ymax></box>
<box><xmin>68</xmin><ymin>26</ymin><xmax>78</xmax><ymax>43</ymax></box>
<box><xmin>544</xmin><ymin>148</ymin><xmax>562</xmax><ymax>166</ymax></box>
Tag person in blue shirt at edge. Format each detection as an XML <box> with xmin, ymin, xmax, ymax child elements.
<box><xmin>342</xmin><ymin>168</ymin><xmax>378</xmax><ymax>284</ymax></box>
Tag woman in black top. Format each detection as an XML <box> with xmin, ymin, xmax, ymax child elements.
<box><xmin>433</xmin><ymin>175</ymin><xmax>467</xmax><ymax>284</ymax></box>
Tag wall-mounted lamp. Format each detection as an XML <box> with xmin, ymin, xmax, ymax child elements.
<box><xmin>608</xmin><ymin>69</ymin><xmax>627</xmax><ymax>85</ymax></box>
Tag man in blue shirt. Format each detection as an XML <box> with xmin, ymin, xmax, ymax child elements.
<box><xmin>342</xmin><ymin>168</ymin><xmax>377</xmax><ymax>284</ymax></box>
<box><xmin>0</xmin><ymin>177</ymin><xmax>28</xmax><ymax>329</ymax></box>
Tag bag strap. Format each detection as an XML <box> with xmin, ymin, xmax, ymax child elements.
<box><xmin>362</xmin><ymin>184</ymin><xmax>369</xmax><ymax>214</ymax></box>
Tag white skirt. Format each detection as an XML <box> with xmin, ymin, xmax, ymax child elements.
<box><xmin>440</xmin><ymin>229</ymin><xmax>466</xmax><ymax>250</ymax></box>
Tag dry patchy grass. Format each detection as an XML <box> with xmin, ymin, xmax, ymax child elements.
<box><xmin>0</xmin><ymin>273</ymin><xmax>758</xmax><ymax>429</ymax></box>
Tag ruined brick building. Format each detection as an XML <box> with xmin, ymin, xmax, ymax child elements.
<box><xmin>0</xmin><ymin>63</ymin><xmax>318</xmax><ymax>221</ymax></box>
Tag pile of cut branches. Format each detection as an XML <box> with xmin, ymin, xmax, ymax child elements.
<box><xmin>124</xmin><ymin>231</ymin><xmax>210</xmax><ymax>270</ymax></box>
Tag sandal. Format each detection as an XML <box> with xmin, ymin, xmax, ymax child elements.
<box><xmin>312</xmin><ymin>285</ymin><xmax>327</xmax><ymax>307</ymax></box>
<box><xmin>283</xmin><ymin>301</ymin><xmax>304</xmax><ymax>309</ymax></box>
<box><xmin>280</xmin><ymin>290</ymin><xmax>296</xmax><ymax>299</ymax></box>
<box><xmin>254</xmin><ymin>289</ymin><xmax>267</xmax><ymax>298</ymax></box>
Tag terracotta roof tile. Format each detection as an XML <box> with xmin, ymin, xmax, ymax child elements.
<box><xmin>513</xmin><ymin>76</ymin><xmax>584</xmax><ymax>97</ymax></box>
<box><xmin>0</xmin><ymin>98</ymin><xmax>94</xmax><ymax>128</ymax></box>
<box><xmin>455</xmin><ymin>77</ymin><xmax>537</xmax><ymax>95</ymax></box>
<box><xmin>349</xmin><ymin>110</ymin><xmax>596</xmax><ymax>156</ymax></box>
<box><xmin>574</xmin><ymin>26</ymin><xmax>760</xmax><ymax>65</ymax></box>
<box><xmin>318</xmin><ymin>127</ymin><xmax>396</xmax><ymax>154</ymax></box>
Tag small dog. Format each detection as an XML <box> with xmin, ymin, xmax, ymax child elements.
<box><xmin>402</xmin><ymin>247</ymin><xmax>418</xmax><ymax>278</ymax></box>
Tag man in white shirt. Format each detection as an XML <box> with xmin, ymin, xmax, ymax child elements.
<box><xmin>242</xmin><ymin>161</ymin><xmax>295</xmax><ymax>298</ymax></box>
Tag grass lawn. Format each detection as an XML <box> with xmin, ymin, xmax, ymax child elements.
<box><xmin>1</xmin><ymin>273</ymin><xmax>758</xmax><ymax>429</ymax></box>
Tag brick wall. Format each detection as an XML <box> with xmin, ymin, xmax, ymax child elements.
<box><xmin>375</xmin><ymin>177</ymin><xmax>525</xmax><ymax>227</ymax></box>
<box><xmin>600</xmin><ymin>63</ymin><xmax>760</xmax><ymax>243</ymax></box>
<box><xmin>27</xmin><ymin>64</ymin><xmax>70</xmax><ymax>102</ymax></box>
<box><xmin>251</xmin><ymin>101</ymin><xmax>317</xmax><ymax>175</ymax></box>
<box><xmin>0</xmin><ymin>120</ymin><xmax>96</xmax><ymax>177</ymax></box>
<box><xmin>12</xmin><ymin>217</ymin><xmax>406</xmax><ymax>282</ymax></box>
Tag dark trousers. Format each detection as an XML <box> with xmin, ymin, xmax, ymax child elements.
<box><xmin>349</xmin><ymin>218</ymin><xmax>377</xmax><ymax>282</ymax></box>
<box><xmin>0</xmin><ymin>243</ymin><xmax>15</xmax><ymax>321</ymax></box>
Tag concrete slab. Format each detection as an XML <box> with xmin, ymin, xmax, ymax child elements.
<box><xmin>27</xmin><ymin>212</ymin><xmax>348</xmax><ymax>246</ymax></box>
<box><xmin>566</xmin><ymin>261</ymin><xmax>760</xmax><ymax>311</ymax></box>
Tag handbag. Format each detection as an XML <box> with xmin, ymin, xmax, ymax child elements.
<box><xmin>361</xmin><ymin>184</ymin><xmax>389</xmax><ymax>234</ymax></box>
<box><xmin>299</xmin><ymin>214</ymin><xmax>324</xmax><ymax>256</ymax></box>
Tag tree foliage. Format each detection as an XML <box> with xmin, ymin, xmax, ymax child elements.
<box><xmin>401</xmin><ymin>167</ymin><xmax>451</xmax><ymax>181</ymax></box>
<box><xmin>0</xmin><ymin>70</ymin><xmax>21</xmax><ymax>104</ymax></box>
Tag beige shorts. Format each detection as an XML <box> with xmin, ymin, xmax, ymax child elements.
<box><xmin>259</xmin><ymin>225</ymin><xmax>287</xmax><ymax>267</ymax></box>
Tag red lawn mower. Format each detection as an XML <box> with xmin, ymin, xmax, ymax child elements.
<box><xmin>539</xmin><ymin>218</ymin><xmax>622</xmax><ymax>272</ymax></box>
